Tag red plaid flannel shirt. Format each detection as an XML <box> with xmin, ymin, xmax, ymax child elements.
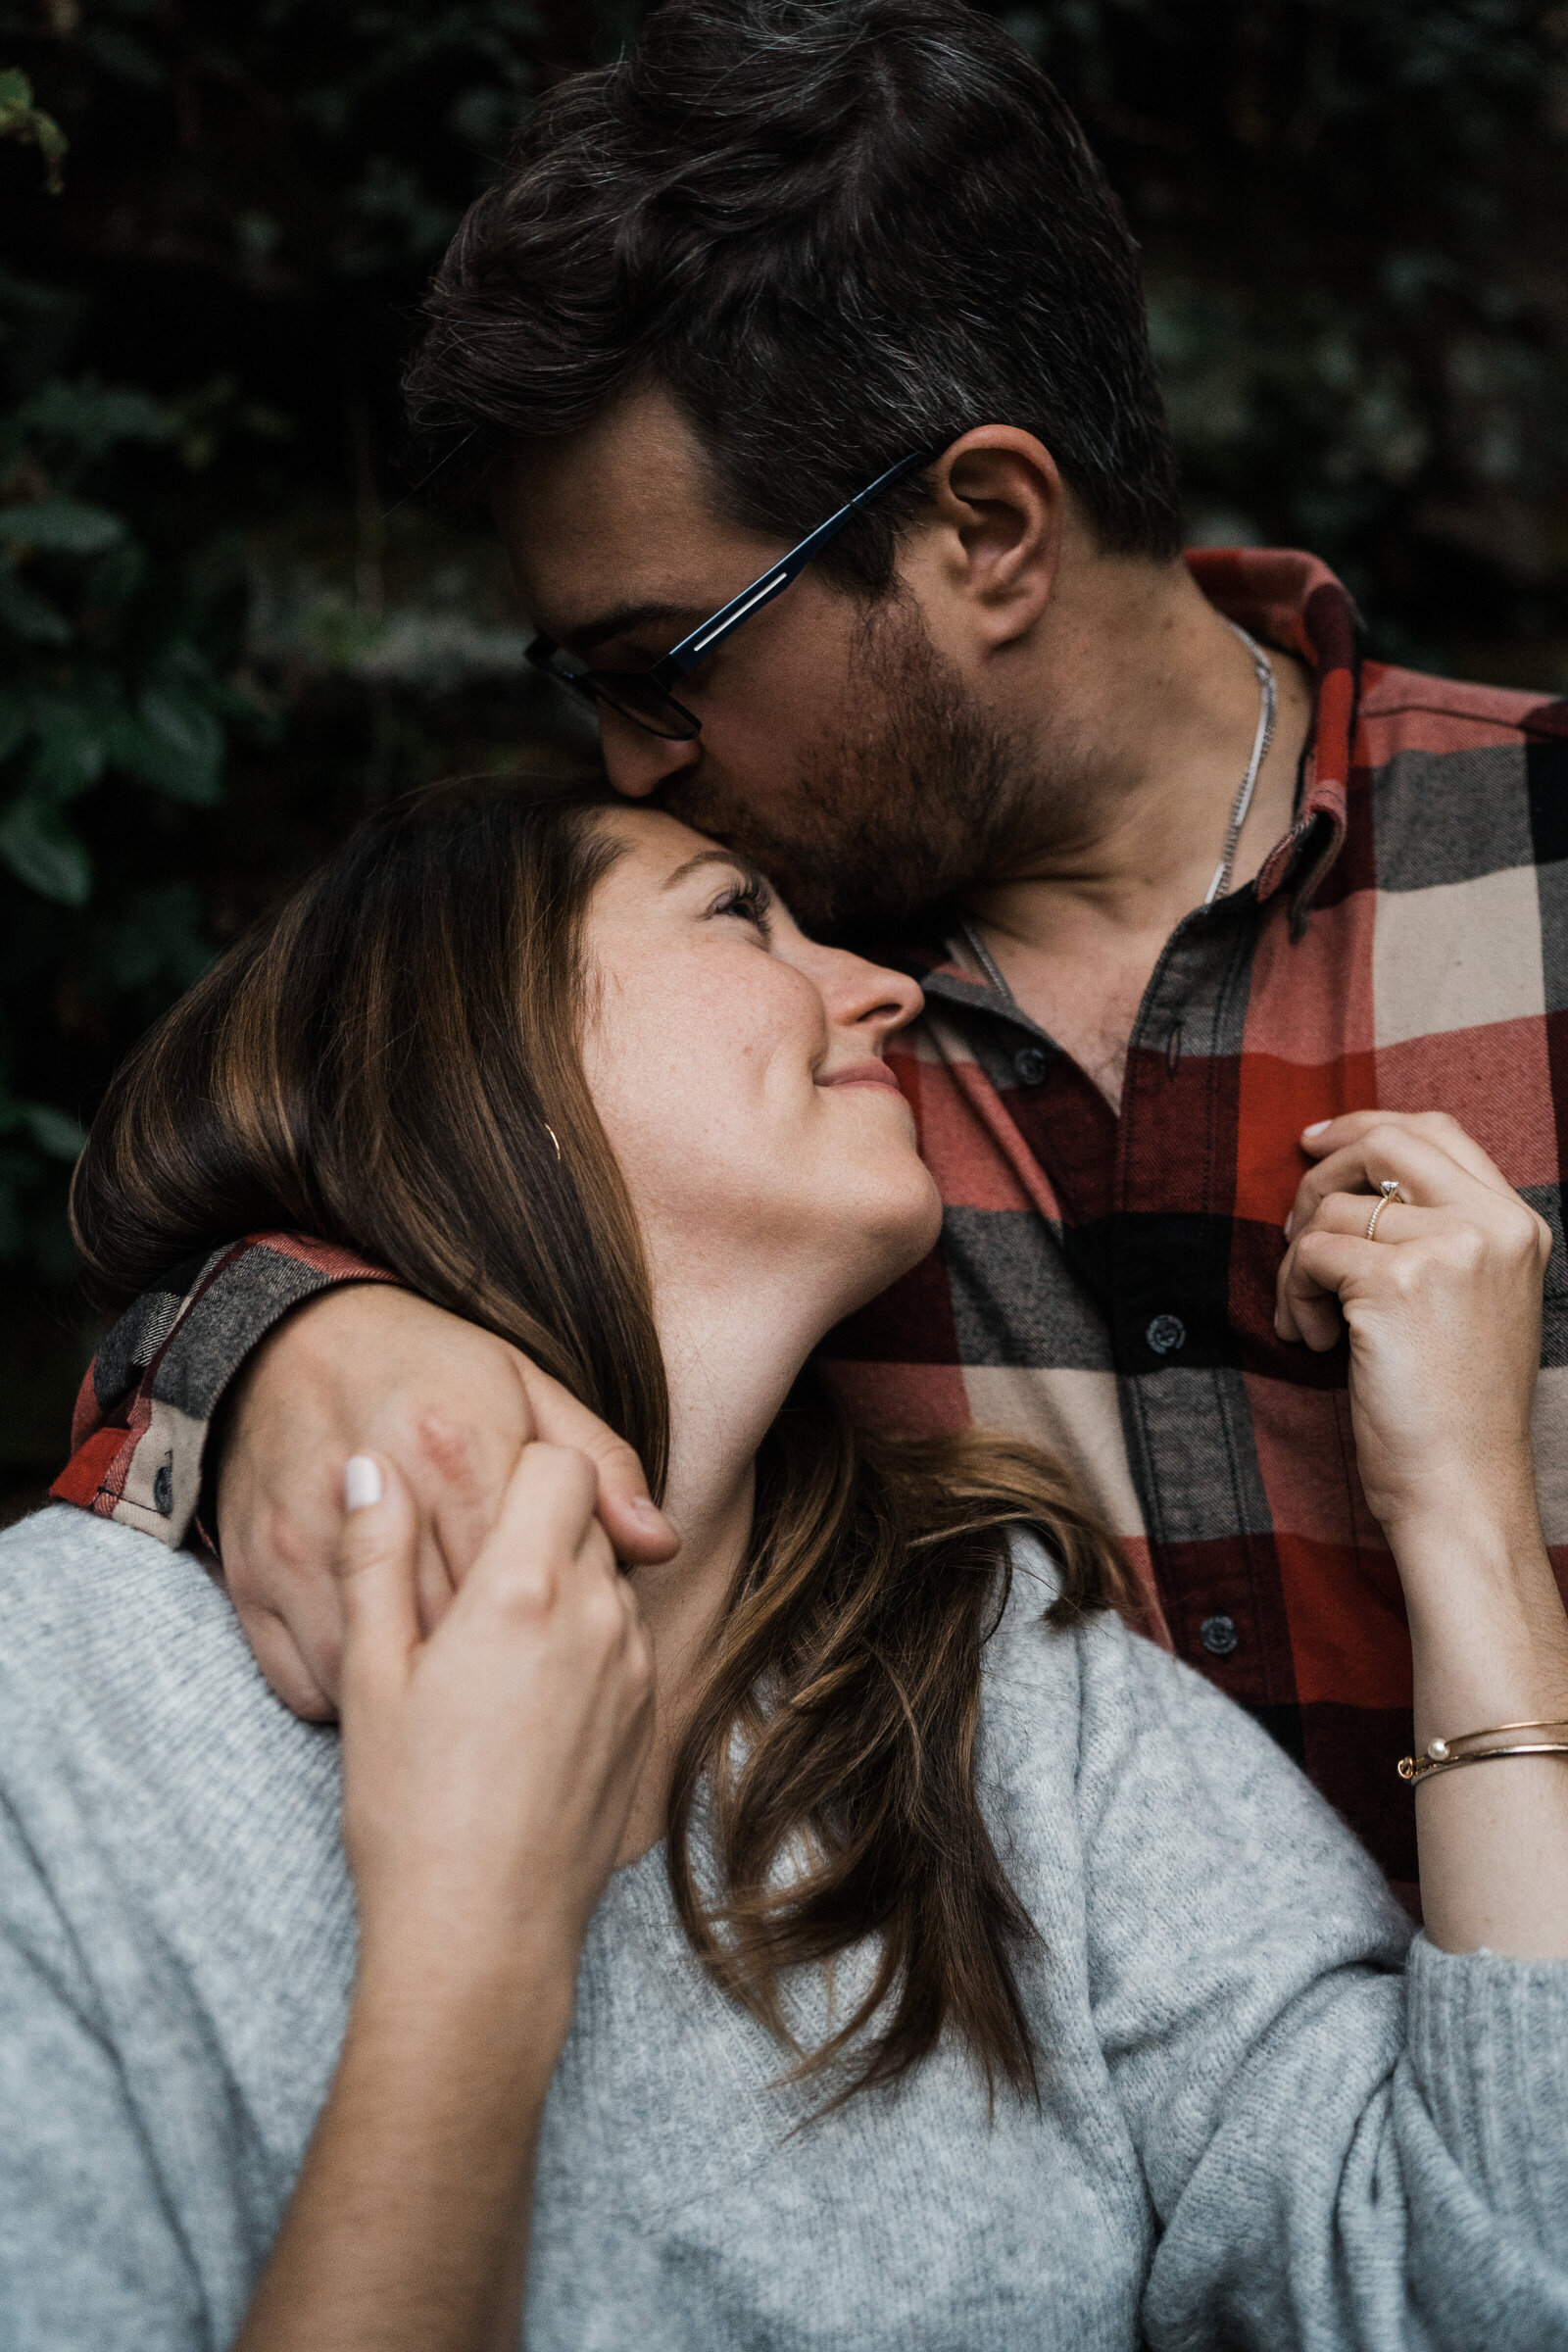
<box><xmin>54</xmin><ymin>549</ymin><xmax>1568</xmax><ymax>1900</ymax></box>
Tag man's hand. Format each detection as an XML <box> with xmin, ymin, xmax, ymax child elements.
<box><xmin>217</xmin><ymin>1285</ymin><xmax>677</xmax><ymax>1721</ymax></box>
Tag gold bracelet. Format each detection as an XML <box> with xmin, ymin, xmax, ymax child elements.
<box><xmin>1397</xmin><ymin>1720</ymin><xmax>1568</xmax><ymax>1785</ymax></box>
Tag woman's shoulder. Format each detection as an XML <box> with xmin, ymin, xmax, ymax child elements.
<box><xmin>988</xmin><ymin>1526</ymin><xmax>1284</xmax><ymax>1754</ymax></box>
<box><xmin>0</xmin><ymin>1504</ymin><xmax>343</xmax><ymax>1927</ymax></box>
<box><xmin>0</xmin><ymin>1494</ymin><xmax>221</xmax><ymax>1606</ymax></box>
<box><xmin>985</xmin><ymin>1530</ymin><xmax>1309</xmax><ymax>1822</ymax></box>
<box><xmin>0</xmin><ymin>1502</ymin><xmax>276</xmax><ymax>1731</ymax></box>
<box><xmin>986</xmin><ymin>1529</ymin><xmax>1408</xmax><ymax>1939</ymax></box>
<box><xmin>986</xmin><ymin>1526</ymin><xmax>1311</xmax><ymax>1784</ymax></box>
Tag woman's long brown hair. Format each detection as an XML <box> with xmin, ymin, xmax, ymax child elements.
<box><xmin>73</xmin><ymin>777</ymin><xmax>1133</xmax><ymax>2106</ymax></box>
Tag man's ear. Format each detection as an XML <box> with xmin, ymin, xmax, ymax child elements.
<box><xmin>904</xmin><ymin>425</ymin><xmax>1065</xmax><ymax>655</ymax></box>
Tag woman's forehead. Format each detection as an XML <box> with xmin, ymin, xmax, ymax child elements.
<box><xmin>595</xmin><ymin>805</ymin><xmax>746</xmax><ymax>893</ymax></box>
<box><xmin>590</xmin><ymin>804</ymin><xmax>797</xmax><ymax>936</ymax></box>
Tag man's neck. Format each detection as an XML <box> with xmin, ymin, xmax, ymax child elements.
<box><xmin>958</xmin><ymin>558</ymin><xmax>1314</xmax><ymax>1109</ymax></box>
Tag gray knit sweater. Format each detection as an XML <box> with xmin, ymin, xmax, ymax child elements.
<box><xmin>2</xmin><ymin>1504</ymin><xmax>1567</xmax><ymax>2351</ymax></box>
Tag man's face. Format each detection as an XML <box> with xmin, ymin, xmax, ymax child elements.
<box><xmin>494</xmin><ymin>389</ymin><xmax>1030</xmax><ymax>935</ymax></box>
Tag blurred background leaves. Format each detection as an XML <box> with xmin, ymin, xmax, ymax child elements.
<box><xmin>3</xmin><ymin>0</ymin><xmax>1567</xmax><ymax>1497</ymax></box>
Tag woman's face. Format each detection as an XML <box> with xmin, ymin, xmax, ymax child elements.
<box><xmin>580</xmin><ymin>809</ymin><xmax>942</xmax><ymax>1336</ymax></box>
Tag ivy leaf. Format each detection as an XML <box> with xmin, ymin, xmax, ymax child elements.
<box><xmin>107</xmin><ymin>686</ymin><xmax>224</xmax><ymax>804</ymax></box>
<box><xmin>0</xmin><ymin>797</ymin><xmax>91</xmax><ymax>906</ymax></box>
<box><xmin>0</xmin><ymin>70</ymin><xmax>68</xmax><ymax>196</ymax></box>
<box><xmin>17</xmin><ymin>1102</ymin><xmax>85</xmax><ymax>1160</ymax></box>
<box><xmin>18</xmin><ymin>380</ymin><xmax>171</xmax><ymax>456</ymax></box>
<box><xmin>0</xmin><ymin>499</ymin><xmax>124</xmax><ymax>556</ymax></box>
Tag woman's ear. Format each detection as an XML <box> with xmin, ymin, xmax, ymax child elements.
<box><xmin>907</xmin><ymin>425</ymin><xmax>1065</xmax><ymax>656</ymax></box>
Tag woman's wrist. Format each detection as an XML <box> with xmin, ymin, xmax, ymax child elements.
<box><xmin>236</xmin><ymin>1932</ymin><xmax>564</xmax><ymax>2352</ymax></box>
<box><xmin>1380</xmin><ymin>1491</ymin><xmax>1545</xmax><ymax>1602</ymax></box>
<box><xmin>1376</xmin><ymin>1459</ymin><xmax>1541</xmax><ymax>1556</ymax></box>
<box><xmin>354</xmin><ymin>1921</ymin><xmax>581</xmax><ymax>2062</ymax></box>
<box><xmin>1389</xmin><ymin>1514</ymin><xmax>1568</xmax><ymax>1749</ymax></box>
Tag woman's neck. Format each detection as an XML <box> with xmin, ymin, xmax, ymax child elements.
<box><xmin>612</xmin><ymin>1271</ymin><xmax>812</xmax><ymax>1866</ymax></box>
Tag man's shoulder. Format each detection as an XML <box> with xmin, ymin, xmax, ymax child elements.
<box><xmin>1356</xmin><ymin>659</ymin><xmax>1568</xmax><ymax>764</ymax></box>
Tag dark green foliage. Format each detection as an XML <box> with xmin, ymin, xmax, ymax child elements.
<box><xmin>0</xmin><ymin>67</ymin><xmax>65</xmax><ymax>190</ymax></box>
<box><xmin>0</xmin><ymin>0</ymin><xmax>1566</xmax><ymax>1478</ymax></box>
<box><xmin>0</xmin><ymin>369</ymin><xmax>274</xmax><ymax>1261</ymax></box>
<box><xmin>1006</xmin><ymin>3</ymin><xmax>1568</xmax><ymax>662</ymax></box>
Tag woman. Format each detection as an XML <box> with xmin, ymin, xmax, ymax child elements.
<box><xmin>2</xmin><ymin>775</ymin><xmax>1567</xmax><ymax>2351</ymax></box>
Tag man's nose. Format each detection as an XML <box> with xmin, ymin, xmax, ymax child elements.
<box><xmin>601</xmin><ymin>712</ymin><xmax>702</xmax><ymax>800</ymax></box>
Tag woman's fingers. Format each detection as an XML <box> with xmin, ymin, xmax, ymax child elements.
<box><xmin>1301</xmin><ymin>1108</ymin><xmax>1515</xmax><ymax>1188</ymax></box>
<box><xmin>335</xmin><ymin>1454</ymin><xmax>422</xmax><ymax>1710</ymax></box>
<box><xmin>1289</xmin><ymin>1110</ymin><xmax>1515</xmax><ymax>1237</ymax></box>
<box><xmin>1277</xmin><ymin>1113</ymin><xmax>1530</xmax><ymax>1346</ymax></box>
<box><xmin>457</xmin><ymin>1441</ymin><xmax>610</xmax><ymax>1623</ymax></box>
<box><xmin>1288</xmin><ymin>1115</ymin><xmax>1513</xmax><ymax>1235</ymax></box>
<box><xmin>1278</xmin><ymin>1162</ymin><xmax>1550</xmax><ymax>1349</ymax></box>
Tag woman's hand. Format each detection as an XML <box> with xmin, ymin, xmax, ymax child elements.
<box><xmin>336</xmin><ymin>1441</ymin><xmax>657</xmax><ymax>1991</ymax></box>
<box><xmin>235</xmin><ymin>1442</ymin><xmax>655</xmax><ymax>2352</ymax></box>
<box><xmin>1278</xmin><ymin>1111</ymin><xmax>1568</xmax><ymax>1959</ymax></box>
<box><xmin>1275</xmin><ymin>1110</ymin><xmax>1551</xmax><ymax>1549</ymax></box>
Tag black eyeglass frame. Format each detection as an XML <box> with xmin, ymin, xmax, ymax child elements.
<box><xmin>524</xmin><ymin>449</ymin><xmax>934</xmax><ymax>741</ymax></box>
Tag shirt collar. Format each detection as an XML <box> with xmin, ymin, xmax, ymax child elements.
<box><xmin>1183</xmin><ymin>546</ymin><xmax>1364</xmax><ymax>921</ymax></box>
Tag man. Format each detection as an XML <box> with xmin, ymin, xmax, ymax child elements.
<box><xmin>54</xmin><ymin>0</ymin><xmax>1568</xmax><ymax>1901</ymax></box>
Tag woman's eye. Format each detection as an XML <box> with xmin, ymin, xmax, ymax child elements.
<box><xmin>710</xmin><ymin>880</ymin><xmax>773</xmax><ymax>938</ymax></box>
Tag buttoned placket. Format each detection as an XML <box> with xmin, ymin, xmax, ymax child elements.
<box><xmin>920</xmin><ymin>878</ymin><xmax>1298</xmax><ymax>1707</ymax></box>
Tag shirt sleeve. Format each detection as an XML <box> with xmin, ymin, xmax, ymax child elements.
<box><xmin>49</xmin><ymin>1234</ymin><xmax>396</xmax><ymax>1548</ymax></box>
<box><xmin>1069</xmin><ymin>1613</ymin><xmax>1568</xmax><ymax>2350</ymax></box>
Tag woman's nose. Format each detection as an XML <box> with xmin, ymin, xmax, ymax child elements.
<box><xmin>821</xmin><ymin>946</ymin><xmax>924</xmax><ymax>1044</ymax></box>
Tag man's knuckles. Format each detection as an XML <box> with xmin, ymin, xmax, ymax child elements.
<box><xmin>403</xmin><ymin>1404</ymin><xmax>523</xmax><ymax>1498</ymax></box>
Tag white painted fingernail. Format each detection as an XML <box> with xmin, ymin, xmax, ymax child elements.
<box><xmin>1302</xmin><ymin>1119</ymin><xmax>1330</xmax><ymax>1138</ymax></box>
<box><xmin>1283</xmin><ymin>1210</ymin><xmax>1294</xmax><ymax>1238</ymax></box>
<box><xmin>344</xmin><ymin>1455</ymin><xmax>382</xmax><ymax>1512</ymax></box>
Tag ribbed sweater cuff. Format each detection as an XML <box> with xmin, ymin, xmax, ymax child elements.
<box><xmin>1405</xmin><ymin>1931</ymin><xmax>1568</xmax><ymax>2246</ymax></box>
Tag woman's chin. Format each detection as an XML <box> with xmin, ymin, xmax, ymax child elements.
<box><xmin>835</xmin><ymin>1169</ymin><xmax>944</xmax><ymax>1311</ymax></box>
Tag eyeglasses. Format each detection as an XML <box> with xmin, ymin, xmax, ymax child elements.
<box><xmin>524</xmin><ymin>450</ymin><xmax>933</xmax><ymax>742</ymax></box>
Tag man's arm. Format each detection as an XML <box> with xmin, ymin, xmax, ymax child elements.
<box><xmin>51</xmin><ymin>1234</ymin><xmax>400</xmax><ymax>1545</ymax></box>
<box><xmin>54</xmin><ymin>1245</ymin><xmax>676</xmax><ymax>1721</ymax></box>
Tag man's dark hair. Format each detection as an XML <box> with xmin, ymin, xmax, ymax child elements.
<box><xmin>406</xmin><ymin>0</ymin><xmax>1184</xmax><ymax>585</ymax></box>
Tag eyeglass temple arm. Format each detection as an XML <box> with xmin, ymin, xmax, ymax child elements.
<box><xmin>657</xmin><ymin>451</ymin><xmax>933</xmax><ymax>683</ymax></box>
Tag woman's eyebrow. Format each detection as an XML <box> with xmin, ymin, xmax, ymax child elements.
<box><xmin>661</xmin><ymin>848</ymin><xmax>771</xmax><ymax>898</ymax></box>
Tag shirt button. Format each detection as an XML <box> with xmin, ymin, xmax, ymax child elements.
<box><xmin>1200</xmin><ymin>1614</ymin><xmax>1239</xmax><ymax>1659</ymax></box>
<box><xmin>1146</xmin><ymin>1312</ymin><xmax>1186</xmax><ymax>1355</ymax></box>
<box><xmin>153</xmin><ymin>1460</ymin><xmax>173</xmax><ymax>1516</ymax></box>
<box><xmin>1013</xmin><ymin>1046</ymin><xmax>1050</xmax><ymax>1086</ymax></box>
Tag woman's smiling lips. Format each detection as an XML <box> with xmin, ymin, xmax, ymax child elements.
<box><xmin>816</xmin><ymin>1059</ymin><xmax>905</xmax><ymax>1095</ymax></box>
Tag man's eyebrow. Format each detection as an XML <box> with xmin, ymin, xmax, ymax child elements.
<box><xmin>558</xmin><ymin>599</ymin><xmax>709</xmax><ymax>660</ymax></box>
<box><xmin>660</xmin><ymin>848</ymin><xmax>772</xmax><ymax>898</ymax></box>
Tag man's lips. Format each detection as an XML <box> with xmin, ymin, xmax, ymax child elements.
<box><xmin>816</xmin><ymin>1060</ymin><xmax>904</xmax><ymax>1095</ymax></box>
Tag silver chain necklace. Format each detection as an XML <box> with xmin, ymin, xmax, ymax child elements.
<box><xmin>959</xmin><ymin>619</ymin><xmax>1279</xmax><ymax>1004</ymax></box>
<box><xmin>1202</xmin><ymin>621</ymin><xmax>1277</xmax><ymax>908</ymax></box>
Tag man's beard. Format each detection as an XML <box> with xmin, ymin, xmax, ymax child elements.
<box><xmin>651</xmin><ymin>596</ymin><xmax>1036</xmax><ymax>939</ymax></box>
